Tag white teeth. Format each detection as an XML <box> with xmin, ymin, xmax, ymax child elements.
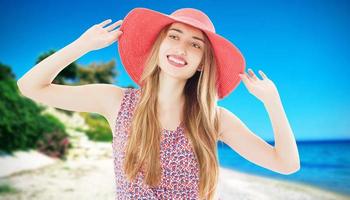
<box><xmin>168</xmin><ymin>56</ymin><xmax>185</xmax><ymax>65</ymax></box>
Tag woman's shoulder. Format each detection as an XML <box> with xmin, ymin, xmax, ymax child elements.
<box><xmin>104</xmin><ymin>87</ymin><xmax>140</xmax><ymax>131</ymax></box>
<box><xmin>104</xmin><ymin>86</ymin><xmax>136</xmax><ymax>120</ymax></box>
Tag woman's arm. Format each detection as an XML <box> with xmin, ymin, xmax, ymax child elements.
<box><xmin>16</xmin><ymin>19</ymin><xmax>125</xmax><ymax>117</ymax></box>
<box><xmin>263</xmin><ymin>96</ymin><xmax>300</xmax><ymax>172</ymax></box>
<box><xmin>240</xmin><ymin>69</ymin><xmax>300</xmax><ymax>172</ymax></box>
<box><xmin>17</xmin><ymin>19</ymin><xmax>122</xmax><ymax>91</ymax></box>
<box><xmin>17</xmin><ymin>39</ymin><xmax>89</xmax><ymax>91</ymax></box>
<box><xmin>218</xmin><ymin>69</ymin><xmax>299</xmax><ymax>175</ymax></box>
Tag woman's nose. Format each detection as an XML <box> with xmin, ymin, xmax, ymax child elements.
<box><xmin>175</xmin><ymin>50</ymin><xmax>186</xmax><ymax>56</ymax></box>
<box><xmin>174</xmin><ymin>43</ymin><xmax>187</xmax><ymax>56</ymax></box>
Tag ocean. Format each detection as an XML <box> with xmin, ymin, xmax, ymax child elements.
<box><xmin>217</xmin><ymin>139</ymin><xmax>350</xmax><ymax>196</ymax></box>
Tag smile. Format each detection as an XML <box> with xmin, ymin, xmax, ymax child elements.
<box><xmin>167</xmin><ymin>55</ymin><xmax>187</xmax><ymax>68</ymax></box>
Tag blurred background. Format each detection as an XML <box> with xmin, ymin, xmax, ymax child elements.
<box><xmin>0</xmin><ymin>0</ymin><xmax>349</xmax><ymax>199</ymax></box>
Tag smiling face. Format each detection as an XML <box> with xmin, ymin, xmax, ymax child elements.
<box><xmin>158</xmin><ymin>22</ymin><xmax>206</xmax><ymax>79</ymax></box>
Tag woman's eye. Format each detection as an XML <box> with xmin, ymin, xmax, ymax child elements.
<box><xmin>169</xmin><ymin>35</ymin><xmax>177</xmax><ymax>39</ymax></box>
<box><xmin>193</xmin><ymin>43</ymin><xmax>201</xmax><ymax>49</ymax></box>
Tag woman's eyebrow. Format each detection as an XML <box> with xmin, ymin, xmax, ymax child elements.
<box><xmin>169</xmin><ymin>28</ymin><xmax>205</xmax><ymax>44</ymax></box>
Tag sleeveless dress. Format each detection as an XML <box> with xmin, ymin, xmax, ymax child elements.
<box><xmin>112</xmin><ymin>87</ymin><xmax>201</xmax><ymax>199</ymax></box>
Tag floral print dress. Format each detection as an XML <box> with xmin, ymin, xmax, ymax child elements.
<box><xmin>112</xmin><ymin>88</ymin><xmax>201</xmax><ymax>199</ymax></box>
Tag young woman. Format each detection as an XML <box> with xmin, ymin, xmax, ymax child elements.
<box><xmin>17</xmin><ymin>7</ymin><xmax>300</xmax><ymax>200</ymax></box>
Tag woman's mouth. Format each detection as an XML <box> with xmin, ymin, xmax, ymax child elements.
<box><xmin>167</xmin><ymin>55</ymin><xmax>187</xmax><ymax>68</ymax></box>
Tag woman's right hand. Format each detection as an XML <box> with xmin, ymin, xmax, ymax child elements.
<box><xmin>76</xmin><ymin>19</ymin><xmax>123</xmax><ymax>52</ymax></box>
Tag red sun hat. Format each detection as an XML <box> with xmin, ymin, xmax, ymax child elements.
<box><xmin>118</xmin><ymin>7</ymin><xmax>246</xmax><ymax>99</ymax></box>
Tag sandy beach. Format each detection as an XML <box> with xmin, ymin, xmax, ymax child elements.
<box><xmin>0</xmin><ymin>145</ymin><xmax>348</xmax><ymax>200</ymax></box>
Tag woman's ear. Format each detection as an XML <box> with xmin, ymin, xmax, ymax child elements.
<box><xmin>197</xmin><ymin>65</ymin><xmax>203</xmax><ymax>71</ymax></box>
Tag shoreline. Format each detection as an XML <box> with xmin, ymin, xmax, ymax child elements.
<box><xmin>217</xmin><ymin>166</ymin><xmax>349</xmax><ymax>200</ymax></box>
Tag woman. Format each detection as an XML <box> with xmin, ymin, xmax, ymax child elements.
<box><xmin>17</xmin><ymin>7</ymin><xmax>300</xmax><ymax>200</ymax></box>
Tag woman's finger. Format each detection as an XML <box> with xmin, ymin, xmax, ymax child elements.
<box><xmin>239</xmin><ymin>73</ymin><xmax>253</xmax><ymax>90</ymax></box>
<box><xmin>105</xmin><ymin>20</ymin><xmax>123</xmax><ymax>32</ymax></box>
<box><xmin>258</xmin><ymin>70</ymin><xmax>268</xmax><ymax>80</ymax></box>
<box><xmin>248</xmin><ymin>68</ymin><xmax>260</xmax><ymax>81</ymax></box>
<box><xmin>244</xmin><ymin>71</ymin><xmax>255</xmax><ymax>83</ymax></box>
<box><xmin>110</xmin><ymin>29</ymin><xmax>123</xmax><ymax>41</ymax></box>
<box><xmin>98</xmin><ymin>19</ymin><xmax>112</xmax><ymax>27</ymax></box>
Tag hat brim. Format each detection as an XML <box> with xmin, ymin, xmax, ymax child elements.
<box><xmin>118</xmin><ymin>7</ymin><xmax>246</xmax><ymax>99</ymax></box>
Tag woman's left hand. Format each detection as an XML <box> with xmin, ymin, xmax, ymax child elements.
<box><xmin>239</xmin><ymin>68</ymin><xmax>280</xmax><ymax>103</ymax></box>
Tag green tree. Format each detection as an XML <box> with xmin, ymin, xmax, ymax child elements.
<box><xmin>76</xmin><ymin>60</ymin><xmax>118</xmax><ymax>84</ymax></box>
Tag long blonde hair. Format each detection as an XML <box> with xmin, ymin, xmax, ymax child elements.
<box><xmin>123</xmin><ymin>23</ymin><xmax>221</xmax><ymax>200</ymax></box>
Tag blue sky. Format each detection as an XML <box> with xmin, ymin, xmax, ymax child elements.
<box><xmin>1</xmin><ymin>0</ymin><xmax>349</xmax><ymax>141</ymax></box>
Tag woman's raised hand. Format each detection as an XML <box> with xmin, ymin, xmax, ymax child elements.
<box><xmin>239</xmin><ymin>68</ymin><xmax>281</xmax><ymax>104</ymax></box>
<box><xmin>76</xmin><ymin>19</ymin><xmax>123</xmax><ymax>51</ymax></box>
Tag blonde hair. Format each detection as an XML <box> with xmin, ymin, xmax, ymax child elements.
<box><xmin>123</xmin><ymin>23</ymin><xmax>221</xmax><ymax>200</ymax></box>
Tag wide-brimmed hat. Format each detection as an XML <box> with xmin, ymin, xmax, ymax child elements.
<box><xmin>118</xmin><ymin>7</ymin><xmax>246</xmax><ymax>99</ymax></box>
